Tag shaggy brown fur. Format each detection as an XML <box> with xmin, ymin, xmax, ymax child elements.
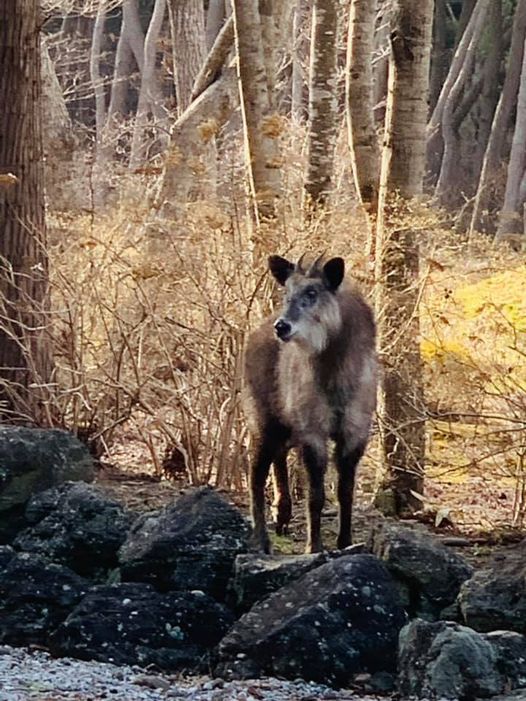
<box><xmin>244</xmin><ymin>255</ymin><xmax>377</xmax><ymax>553</ymax></box>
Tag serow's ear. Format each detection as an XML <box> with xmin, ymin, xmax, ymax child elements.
<box><xmin>323</xmin><ymin>257</ymin><xmax>344</xmax><ymax>291</ymax></box>
<box><xmin>268</xmin><ymin>255</ymin><xmax>294</xmax><ymax>286</ymax></box>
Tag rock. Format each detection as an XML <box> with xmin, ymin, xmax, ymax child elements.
<box><xmin>487</xmin><ymin>630</ymin><xmax>526</xmax><ymax>688</ymax></box>
<box><xmin>119</xmin><ymin>487</ymin><xmax>250</xmax><ymax>600</ymax></box>
<box><xmin>231</xmin><ymin>552</ymin><xmax>328</xmax><ymax>611</ymax></box>
<box><xmin>398</xmin><ymin>619</ymin><xmax>526</xmax><ymax>699</ymax></box>
<box><xmin>368</xmin><ymin>521</ymin><xmax>473</xmax><ymax>619</ymax></box>
<box><xmin>459</xmin><ymin>544</ymin><xmax>526</xmax><ymax>633</ymax></box>
<box><xmin>14</xmin><ymin>482</ymin><xmax>135</xmax><ymax>580</ymax></box>
<box><xmin>50</xmin><ymin>582</ymin><xmax>234</xmax><ymax>670</ymax></box>
<box><xmin>0</xmin><ymin>427</ymin><xmax>94</xmax><ymax>543</ymax></box>
<box><xmin>215</xmin><ymin>553</ymin><xmax>407</xmax><ymax>686</ymax></box>
<box><xmin>0</xmin><ymin>551</ymin><xmax>88</xmax><ymax>646</ymax></box>
<box><xmin>0</xmin><ymin>545</ymin><xmax>15</xmax><ymax>569</ymax></box>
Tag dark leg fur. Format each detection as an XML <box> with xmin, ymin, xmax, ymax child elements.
<box><xmin>250</xmin><ymin>423</ymin><xmax>289</xmax><ymax>553</ymax></box>
<box><xmin>271</xmin><ymin>447</ymin><xmax>292</xmax><ymax>535</ymax></box>
<box><xmin>302</xmin><ymin>443</ymin><xmax>327</xmax><ymax>554</ymax></box>
<box><xmin>335</xmin><ymin>440</ymin><xmax>366</xmax><ymax>549</ymax></box>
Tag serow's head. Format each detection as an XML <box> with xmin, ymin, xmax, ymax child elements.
<box><xmin>269</xmin><ymin>254</ymin><xmax>344</xmax><ymax>353</ymax></box>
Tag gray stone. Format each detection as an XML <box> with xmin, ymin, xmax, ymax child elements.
<box><xmin>0</xmin><ymin>427</ymin><xmax>94</xmax><ymax>542</ymax></box>
<box><xmin>459</xmin><ymin>543</ymin><xmax>526</xmax><ymax>633</ymax></box>
<box><xmin>50</xmin><ymin>582</ymin><xmax>234</xmax><ymax>671</ymax></box>
<box><xmin>368</xmin><ymin>521</ymin><xmax>473</xmax><ymax>619</ymax></box>
<box><xmin>0</xmin><ymin>551</ymin><xmax>88</xmax><ymax>646</ymax></box>
<box><xmin>231</xmin><ymin>552</ymin><xmax>329</xmax><ymax>611</ymax></box>
<box><xmin>119</xmin><ymin>486</ymin><xmax>250</xmax><ymax>601</ymax></box>
<box><xmin>398</xmin><ymin>619</ymin><xmax>526</xmax><ymax>699</ymax></box>
<box><xmin>215</xmin><ymin>553</ymin><xmax>407</xmax><ymax>686</ymax></box>
<box><xmin>14</xmin><ymin>482</ymin><xmax>135</xmax><ymax>580</ymax></box>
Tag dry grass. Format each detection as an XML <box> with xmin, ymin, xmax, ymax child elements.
<box><xmin>2</xmin><ymin>118</ymin><xmax>525</xmax><ymax>532</ymax></box>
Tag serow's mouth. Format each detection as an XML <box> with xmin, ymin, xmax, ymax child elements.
<box><xmin>274</xmin><ymin>319</ymin><xmax>294</xmax><ymax>342</ymax></box>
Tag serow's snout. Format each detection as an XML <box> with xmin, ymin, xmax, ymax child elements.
<box><xmin>274</xmin><ymin>318</ymin><xmax>292</xmax><ymax>341</ymax></box>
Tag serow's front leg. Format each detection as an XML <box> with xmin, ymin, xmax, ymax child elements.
<box><xmin>302</xmin><ymin>442</ymin><xmax>327</xmax><ymax>554</ymax></box>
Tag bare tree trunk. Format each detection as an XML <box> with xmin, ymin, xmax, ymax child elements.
<box><xmin>191</xmin><ymin>15</ymin><xmax>234</xmax><ymax>101</ymax></box>
<box><xmin>168</xmin><ymin>0</ymin><xmax>206</xmax><ymax>115</ymax></box>
<box><xmin>454</xmin><ymin>0</ymin><xmax>476</xmax><ymax>50</ymax></box>
<box><xmin>473</xmin><ymin>0</ymin><xmax>502</xmax><ymax>179</ymax></box>
<box><xmin>496</xmin><ymin>35</ymin><xmax>526</xmax><ymax>241</ymax></box>
<box><xmin>427</xmin><ymin>0</ymin><xmax>489</xmax><ymax>183</ymax></box>
<box><xmin>90</xmin><ymin>0</ymin><xmax>110</xmax><ymax>204</ymax></box>
<box><xmin>346</xmin><ymin>0</ymin><xmax>380</xmax><ymax>212</ymax></box>
<box><xmin>129</xmin><ymin>0</ymin><xmax>167</xmax><ymax>170</ymax></box>
<box><xmin>375</xmin><ymin>0</ymin><xmax>433</xmax><ymax>515</ymax></box>
<box><xmin>107</xmin><ymin>14</ymin><xmax>135</xmax><ymax>123</ymax></box>
<box><xmin>206</xmin><ymin>0</ymin><xmax>226</xmax><ymax>49</ymax></box>
<box><xmin>470</xmin><ymin>0</ymin><xmax>526</xmax><ymax>235</ymax></box>
<box><xmin>232</xmin><ymin>0</ymin><xmax>281</xmax><ymax>220</ymax></box>
<box><xmin>429</xmin><ymin>0</ymin><xmax>449</xmax><ymax>113</ymax></box>
<box><xmin>259</xmin><ymin>0</ymin><xmax>278</xmax><ymax>104</ymax></box>
<box><xmin>305</xmin><ymin>0</ymin><xmax>339</xmax><ymax>207</ymax></box>
<box><xmin>42</xmin><ymin>40</ymin><xmax>75</xmax><ymax>208</ymax></box>
<box><xmin>123</xmin><ymin>0</ymin><xmax>146</xmax><ymax>72</ymax></box>
<box><xmin>90</xmin><ymin>0</ymin><xmax>107</xmax><ymax>155</ymax></box>
<box><xmin>0</xmin><ymin>0</ymin><xmax>53</xmax><ymax>423</ymax></box>
<box><xmin>372</xmin><ymin>0</ymin><xmax>391</xmax><ymax>125</ymax></box>
<box><xmin>434</xmin><ymin>0</ymin><xmax>491</xmax><ymax>207</ymax></box>
<box><xmin>157</xmin><ymin>70</ymin><xmax>237</xmax><ymax>215</ymax></box>
<box><xmin>291</xmin><ymin>0</ymin><xmax>308</xmax><ymax>122</ymax></box>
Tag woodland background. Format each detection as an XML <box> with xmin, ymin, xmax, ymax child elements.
<box><xmin>1</xmin><ymin>0</ymin><xmax>525</xmax><ymax>539</ymax></box>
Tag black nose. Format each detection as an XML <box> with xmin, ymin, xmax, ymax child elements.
<box><xmin>274</xmin><ymin>319</ymin><xmax>292</xmax><ymax>340</ymax></box>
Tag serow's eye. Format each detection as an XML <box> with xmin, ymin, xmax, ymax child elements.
<box><xmin>304</xmin><ymin>288</ymin><xmax>318</xmax><ymax>303</ymax></box>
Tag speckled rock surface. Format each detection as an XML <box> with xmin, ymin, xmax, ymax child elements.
<box><xmin>0</xmin><ymin>550</ymin><xmax>88</xmax><ymax>646</ymax></box>
<box><xmin>119</xmin><ymin>487</ymin><xmax>250</xmax><ymax>600</ymax></box>
<box><xmin>459</xmin><ymin>541</ymin><xmax>526</xmax><ymax>633</ymax></box>
<box><xmin>0</xmin><ymin>427</ymin><xmax>94</xmax><ymax>543</ymax></box>
<box><xmin>398</xmin><ymin>619</ymin><xmax>526</xmax><ymax>699</ymax></box>
<box><xmin>14</xmin><ymin>482</ymin><xmax>136</xmax><ymax>580</ymax></box>
<box><xmin>216</xmin><ymin>553</ymin><xmax>406</xmax><ymax>686</ymax></box>
<box><xmin>231</xmin><ymin>552</ymin><xmax>329</xmax><ymax>611</ymax></box>
<box><xmin>368</xmin><ymin>521</ymin><xmax>473</xmax><ymax>619</ymax></box>
<box><xmin>50</xmin><ymin>581</ymin><xmax>235</xmax><ymax>670</ymax></box>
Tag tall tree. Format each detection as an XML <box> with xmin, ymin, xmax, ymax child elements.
<box><xmin>375</xmin><ymin>0</ymin><xmax>434</xmax><ymax>514</ymax></box>
<box><xmin>434</xmin><ymin>0</ymin><xmax>491</xmax><ymax>207</ymax></box>
<box><xmin>168</xmin><ymin>0</ymin><xmax>206</xmax><ymax>115</ymax></box>
<box><xmin>471</xmin><ymin>0</ymin><xmax>526</xmax><ymax>235</ymax></box>
<box><xmin>0</xmin><ymin>0</ymin><xmax>53</xmax><ymax>423</ymax></box>
<box><xmin>129</xmin><ymin>0</ymin><xmax>168</xmax><ymax>170</ymax></box>
<box><xmin>346</xmin><ymin>0</ymin><xmax>380</xmax><ymax>214</ymax></box>
<box><xmin>305</xmin><ymin>0</ymin><xmax>339</xmax><ymax>206</ymax></box>
<box><xmin>495</xmin><ymin>34</ymin><xmax>526</xmax><ymax>242</ymax></box>
<box><xmin>232</xmin><ymin>0</ymin><xmax>281</xmax><ymax>220</ymax></box>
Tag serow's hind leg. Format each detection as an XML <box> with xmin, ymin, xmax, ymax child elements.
<box><xmin>335</xmin><ymin>438</ymin><xmax>366</xmax><ymax>549</ymax></box>
<box><xmin>271</xmin><ymin>447</ymin><xmax>291</xmax><ymax>535</ymax></box>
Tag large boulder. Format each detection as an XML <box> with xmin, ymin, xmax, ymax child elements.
<box><xmin>50</xmin><ymin>582</ymin><xmax>234</xmax><ymax>670</ymax></box>
<box><xmin>368</xmin><ymin>521</ymin><xmax>473</xmax><ymax>619</ymax></box>
<box><xmin>398</xmin><ymin>619</ymin><xmax>526</xmax><ymax>699</ymax></box>
<box><xmin>231</xmin><ymin>552</ymin><xmax>329</xmax><ymax>612</ymax></box>
<box><xmin>215</xmin><ymin>553</ymin><xmax>406</xmax><ymax>687</ymax></box>
<box><xmin>119</xmin><ymin>487</ymin><xmax>250</xmax><ymax>600</ymax></box>
<box><xmin>459</xmin><ymin>544</ymin><xmax>526</xmax><ymax>633</ymax></box>
<box><xmin>0</xmin><ymin>550</ymin><xmax>88</xmax><ymax>646</ymax></box>
<box><xmin>0</xmin><ymin>427</ymin><xmax>94</xmax><ymax>542</ymax></box>
<box><xmin>13</xmin><ymin>482</ymin><xmax>135</xmax><ymax>581</ymax></box>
